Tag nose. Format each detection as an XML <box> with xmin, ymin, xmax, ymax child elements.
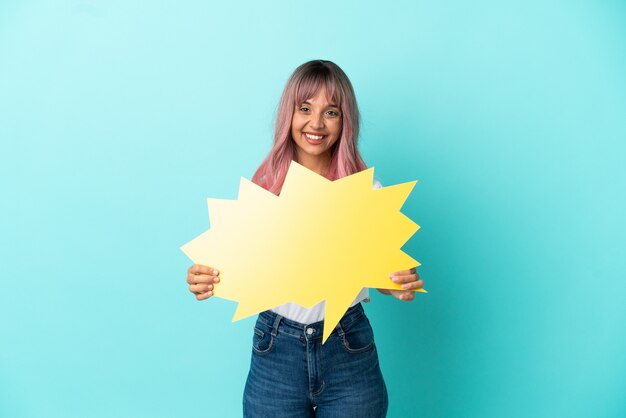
<box><xmin>308</xmin><ymin>111</ymin><xmax>325</xmax><ymax>130</ymax></box>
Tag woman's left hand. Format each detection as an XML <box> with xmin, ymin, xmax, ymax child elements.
<box><xmin>384</xmin><ymin>267</ymin><xmax>423</xmax><ymax>301</ymax></box>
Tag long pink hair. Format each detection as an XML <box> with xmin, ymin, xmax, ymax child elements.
<box><xmin>252</xmin><ymin>60</ymin><xmax>367</xmax><ymax>195</ymax></box>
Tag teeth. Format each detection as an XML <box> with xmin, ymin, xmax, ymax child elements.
<box><xmin>305</xmin><ymin>133</ymin><xmax>324</xmax><ymax>140</ymax></box>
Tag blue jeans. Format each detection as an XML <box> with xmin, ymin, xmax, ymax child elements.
<box><xmin>243</xmin><ymin>303</ymin><xmax>388</xmax><ymax>417</ymax></box>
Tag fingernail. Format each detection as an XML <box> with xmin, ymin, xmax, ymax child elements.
<box><xmin>391</xmin><ymin>277</ymin><xmax>399</xmax><ymax>283</ymax></box>
<box><xmin>207</xmin><ymin>291</ymin><xmax>213</xmax><ymax>296</ymax></box>
<box><xmin>208</xmin><ymin>285</ymin><xmax>213</xmax><ymax>290</ymax></box>
<box><xmin>213</xmin><ymin>277</ymin><xmax>220</xmax><ymax>283</ymax></box>
<box><xmin>401</xmin><ymin>284</ymin><xmax>409</xmax><ymax>289</ymax></box>
<box><xmin>212</xmin><ymin>269</ymin><xmax>219</xmax><ymax>275</ymax></box>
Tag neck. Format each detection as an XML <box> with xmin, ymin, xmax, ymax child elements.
<box><xmin>295</xmin><ymin>152</ymin><xmax>331</xmax><ymax>177</ymax></box>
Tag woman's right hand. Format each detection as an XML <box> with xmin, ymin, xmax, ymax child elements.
<box><xmin>187</xmin><ymin>264</ymin><xmax>220</xmax><ymax>301</ymax></box>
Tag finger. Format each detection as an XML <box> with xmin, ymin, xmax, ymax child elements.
<box><xmin>400</xmin><ymin>280</ymin><xmax>424</xmax><ymax>291</ymax></box>
<box><xmin>196</xmin><ymin>291</ymin><xmax>213</xmax><ymax>301</ymax></box>
<box><xmin>390</xmin><ymin>273</ymin><xmax>418</xmax><ymax>284</ymax></box>
<box><xmin>390</xmin><ymin>266</ymin><xmax>418</xmax><ymax>276</ymax></box>
<box><xmin>189</xmin><ymin>283</ymin><xmax>214</xmax><ymax>294</ymax></box>
<box><xmin>399</xmin><ymin>292</ymin><xmax>415</xmax><ymax>301</ymax></box>
<box><xmin>188</xmin><ymin>264</ymin><xmax>220</xmax><ymax>276</ymax></box>
<box><xmin>187</xmin><ymin>273</ymin><xmax>218</xmax><ymax>285</ymax></box>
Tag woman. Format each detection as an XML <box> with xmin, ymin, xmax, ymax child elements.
<box><xmin>186</xmin><ymin>60</ymin><xmax>424</xmax><ymax>417</ymax></box>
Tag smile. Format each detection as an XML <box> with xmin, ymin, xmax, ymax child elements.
<box><xmin>304</xmin><ymin>132</ymin><xmax>325</xmax><ymax>140</ymax></box>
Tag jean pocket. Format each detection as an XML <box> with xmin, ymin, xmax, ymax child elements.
<box><xmin>340</xmin><ymin>315</ymin><xmax>375</xmax><ymax>354</ymax></box>
<box><xmin>252</xmin><ymin>325</ymin><xmax>275</xmax><ymax>355</ymax></box>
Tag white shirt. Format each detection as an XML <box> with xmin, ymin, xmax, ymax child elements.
<box><xmin>270</xmin><ymin>178</ymin><xmax>383</xmax><ymax>324</ymax></box>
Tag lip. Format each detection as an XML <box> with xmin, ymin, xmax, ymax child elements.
<box><xmin>303</xmin><ymin>132</ymin><xmax>325</xmax><ymax>145</ymax></box>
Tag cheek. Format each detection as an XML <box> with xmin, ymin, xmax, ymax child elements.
<box><xmin>290</xmin><ymin>126</ymin><xmax>301</xmax><ymax>141</ymax></box>
<box><xmin>331</xmin><ymin>123</ymin><xmax>342</xmax><ymax>141</ymax></box>
<box><xmin>328</xmin><ymin>135</ymin><xmax>341</xmax><ymax>149</ymax></box>
<box><xmin>291</xmin><ymin>114</ymin><xmax>305</xmax><ymax>131</ymax></box>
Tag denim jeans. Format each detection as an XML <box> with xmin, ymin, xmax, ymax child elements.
<box><xmin>243</xmin><ymin>303</ymin><xmax>388</xmax><ymax>418</ymax></box>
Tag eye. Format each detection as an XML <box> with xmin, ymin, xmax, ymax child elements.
<box><xmin>299</xmin><ymin>106</ymin><xmax>310</xmax><ymax>112</ymax></box>
<box><xmin>326</xmin><ymin>110</ymin><xmax>339</xmax><ymax>117</ymax></box>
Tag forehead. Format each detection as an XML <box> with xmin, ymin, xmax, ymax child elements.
<box><xmin>295</xmin><ymin>78</ymin><xmax>341</xmax><ymax>107</ymax></box>
<box><xmin>303</xmin><ymin>89</ymin><xmax>337</xmax><ymax>106</ymax></box>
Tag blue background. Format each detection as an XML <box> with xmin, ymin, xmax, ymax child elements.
<box><xmin>1</xmin><ymin>1</ymin><xmax>625</xmax><ymax>417</ymax></box>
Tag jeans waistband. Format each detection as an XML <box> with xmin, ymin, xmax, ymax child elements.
<box><xmin>257</xmin><ymin>302</ymin><xmax>365</xmax><ymax>341</ymax></box>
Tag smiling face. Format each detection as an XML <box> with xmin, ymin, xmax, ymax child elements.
<box><xmin>290</xmin><ymin>88</ymin><xmax>342</xmax><ymax>174</ymax></box>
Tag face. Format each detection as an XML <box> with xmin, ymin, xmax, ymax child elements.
<box><xmin>290</xmin><ymin>88</ymin><xmax>342</xmax><ymax>167</ymax></box>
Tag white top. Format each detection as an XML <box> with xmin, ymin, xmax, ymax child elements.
<box><xmin>271</xmin><ymin>178</ymin><xmax>383</xmax><ymax>324</ymax></box>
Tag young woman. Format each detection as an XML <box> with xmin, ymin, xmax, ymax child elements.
<box><xmin>186</xmin><ymin>60</ymin><xmax>424</xmax><ymax>417</ymax></box>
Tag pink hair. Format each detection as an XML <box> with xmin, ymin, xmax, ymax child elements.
<box><xmin>252</xmin><ymin>60</ymin><xmax>367</xmax><ymax>195</ymax></box>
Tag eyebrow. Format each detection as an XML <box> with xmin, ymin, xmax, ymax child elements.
<box><xmin>302</xmin><ymin>100</ymin><xmax>339</xmax><ymax>108</ymax></box>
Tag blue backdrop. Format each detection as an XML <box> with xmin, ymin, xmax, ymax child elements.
<box><xmin>1</xmin><ymin>1</ymin><xmax>625</xmax><ymax>417</ymax></box>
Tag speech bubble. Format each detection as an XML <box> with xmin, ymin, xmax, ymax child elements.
<box><xmin>181</xmin><ymin>160</ymin><xmax>426</xmax><ymax>343</ymax></box>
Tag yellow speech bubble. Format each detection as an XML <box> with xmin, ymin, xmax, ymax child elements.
<box><xmin>181</xmin><ymin>160</ymin><xmax>426</xmax><ymax>343</ymax></box>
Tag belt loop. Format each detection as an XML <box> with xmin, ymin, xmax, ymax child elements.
<box><xmin>335</xmin><ymin>322</ymin><xmax>345</xmax><ymax>338</ymax></box>
<box><xmin>271</xmin><ymin>313</ymin><xmax>282</xmax><ymax>337</ymax></box>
